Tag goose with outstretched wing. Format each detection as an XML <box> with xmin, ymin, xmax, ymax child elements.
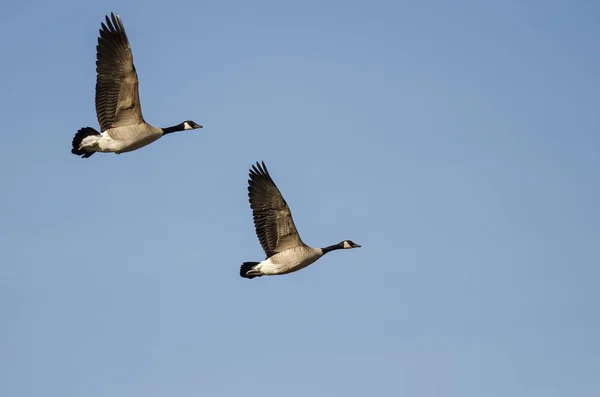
<box><xmin>240</xmin><ymin>161</ymin><xmax>361</xmax><ymax>279</ymax></box>
<box><xmin>71</xmin><ymin>13</ymin><xmax>202</xmax><ymax>158</ymax></box>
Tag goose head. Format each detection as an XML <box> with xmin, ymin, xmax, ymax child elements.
<box><xmin>341</xmin><ymin>240</ymin><xmax>361</xmax><ymax>249</ymax></box>
<box><xmin>162</xmin><ymin>120</ymin><xmax>203</xmax><ymax>135</ymax></box>
<box><xmin>183</xmin><ymin>120</ymin><xmax>203</xmax><ymax>130</ymax></box>
<box><xmin>322</xmin><ymin>240</ymin><xmax>361</xmax><ymax>254</ymax></box>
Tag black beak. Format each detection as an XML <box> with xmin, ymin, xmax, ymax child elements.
<box><xmin>352</xmin><ymin>243</ymin><xmax>361</xmax><ymax>248</ymax></box>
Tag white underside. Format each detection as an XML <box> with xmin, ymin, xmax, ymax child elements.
<box><xmin>254</xmin><ymin>257</ymin><xmax>290</xmax><ymax>275</ymax></box>
<box><xmin>78</xmin><ymin>127</ymin><xmax>161</xmax><ymax>154</ymax></box>
<box><xmin>253</xmin><ymin>247</ymin><xmax>323</xmax><ymax>276</ymax></box>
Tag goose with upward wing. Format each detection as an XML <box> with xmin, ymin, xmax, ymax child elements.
<box><xmin>71</xmin><ymin>13</ymin><xmax>202</xmax><ymax>158</ymax></box>
<box><xmin>240</xmin><ymin>161</ymin><xmax>361</xmax><ymax>279</ymax></box>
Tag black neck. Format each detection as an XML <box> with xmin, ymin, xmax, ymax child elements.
<box><xmin>162</xmin><ymin>123</ymin><xmax>185</xmax><ymax>135</ymax></box>
<box><xmin>321</xmin><ymin>243</ymin><xmax>343</xmax><ymax>255</ymax></box>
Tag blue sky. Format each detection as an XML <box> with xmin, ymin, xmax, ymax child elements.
<box><xmin>1</xmin><ymin>0</ymin><xmax>599</xmax><ymax>396</ymax></box>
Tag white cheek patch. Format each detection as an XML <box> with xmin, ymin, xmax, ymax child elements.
<box><xmin>343</xmin><ymin>241</ymin><xmax>351</xmax><ymax>249</ymax></box>
<box><xmin>183</xmin><ymin>122</ymin><xmax>192</xmax><ymax>130</ymax></box>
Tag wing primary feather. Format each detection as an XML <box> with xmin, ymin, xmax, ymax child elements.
<box><xmin>94</xmin><ymin>12</ymin><xmax>144</xmax><ymax>132</ymax></box>
<box><xmin>247</xmin><ymin>161</ymin><xmax>304</xmax><ymax>258</ymax></box>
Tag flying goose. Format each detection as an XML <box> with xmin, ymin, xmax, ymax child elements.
<box><xmin>240</xmin><ymin>161</ymin><xmax>361</xmax><ymax>279</ymax></box>
<box><xmin>71</xmin><ymin>13</ymin><xmax>202</xmax><ymax>158</ymax></box>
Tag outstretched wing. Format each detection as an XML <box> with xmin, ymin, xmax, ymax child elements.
<box><xmin>248</xmin><ymin>161</ymin><xmax>304</xmax><ymax>258</ymax></box>
<box><xmin>95</xmin><ymin>13</ymin><xmax>144</xmax><ymax>133</ymax></box>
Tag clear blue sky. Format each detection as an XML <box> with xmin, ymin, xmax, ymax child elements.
<box><xmin>0</xmin><ymin>0</ymin><xmax>598</xmax><ymax>396</ymax></box>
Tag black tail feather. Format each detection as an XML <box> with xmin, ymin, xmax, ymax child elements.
<box><xmin>240</xmin><ymin>262</ymin><xmax>260</xmax><ymax>279</ymax></box>
<box><xmin>71</xmin><ymin>127</ymin><xmax>100</xmax><ymax>158</ymax></box>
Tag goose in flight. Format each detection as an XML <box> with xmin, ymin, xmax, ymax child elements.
<box><xmin>71</xmin><ymin>13</ymin><xmax>202</xmax><ymax>158</ymax></box>
<box><xmin>240</xmin><ymin>161</ymin><xmax>361</xmax><ymax>279</ymax></box>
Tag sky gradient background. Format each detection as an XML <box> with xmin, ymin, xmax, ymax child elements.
<box><xmin>1</xmin><ymin>0</ymin><xmax>599</xmax><ymax>396</ymax></box>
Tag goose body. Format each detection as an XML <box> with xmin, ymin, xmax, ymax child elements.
<box><xmin>71</xmin><ymin>13</ymin><xmax>202</xmax><ymax>158</ymax></box>
<box><xmin>240</xmin><ymin>161</ymin><xmax>360</xmax><ymax>279</ymax></box>
<box><xmin>251</xmin><ymin>246</ymin><xmax>323</xmax><ymax>276</ymax></box>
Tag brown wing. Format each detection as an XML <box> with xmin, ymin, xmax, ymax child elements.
<box><xmin>248</xmin><ymin>161</ymin><xmax>304</xmax><ymax>258</ymax></box>
<box><xmin>95</xmin><ymin>13</ymin><xmax>144</xmax><ymax>134</ymax></box>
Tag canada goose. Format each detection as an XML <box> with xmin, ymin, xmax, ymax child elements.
<box><xmin>71</xmin><ymin>13</ymin><xmax>202</xmax><ymax>158</ymax></box>
<box><xmin>240</xmin><ymin>161</ymin><xmax>361</xmax><ymax>279</ymax></box>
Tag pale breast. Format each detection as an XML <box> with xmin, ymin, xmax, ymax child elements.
<box><xmin>107</xmin><ymin>123</ymin><xmax>161</xmax><ymax>141</ymax></box>
<box><xmin>107</xmin><ymin>124</ymin><xmax>163</xmax><ymax>153</ymax></box>
<box><xmin>269</xmin><ymin>246</ymin><xmax>323</xmax><ymax>275</ymax></box>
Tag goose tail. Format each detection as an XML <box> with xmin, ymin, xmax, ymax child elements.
<box><xmin>71</xmin><ymin>127</ymin><xmax>101</xmax><ymax>158</ymax></box>
<box><xmin>240</xmin><ymin>262</ymin><xmax>260</xmax><ymax>279</ymax></box>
